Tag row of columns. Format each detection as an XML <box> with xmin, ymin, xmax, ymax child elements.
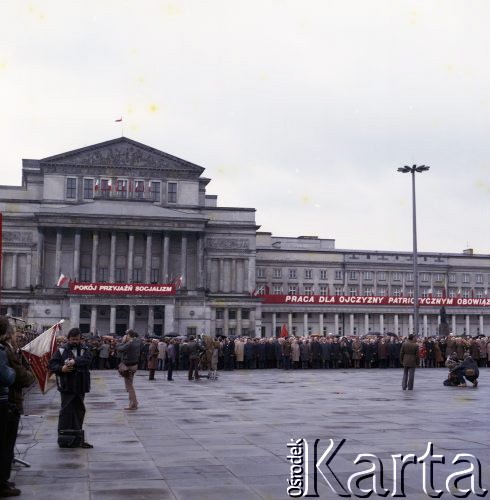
<box><xmin>2</xmin><ymin>252</ymin><xmax>32</xmax><ymax>288</ymax></box>
<box><xmin>39</xmin><ymin>228</ymin><xmax>205</xmax><ymax>287</ymax></box>
<box><xmin>212</xmin><ymin>307</ymin><xmax>256</xmax><ymax>336</ymax></box>
<box><xmin>270</xmin><ymin>312</ymin><xmax>486</xmax><ymax>336</ymax></box>
<box><xmin>209</xmin><ymin>257</ymin><xmax>253</xmax><ymax>292</ymax></box>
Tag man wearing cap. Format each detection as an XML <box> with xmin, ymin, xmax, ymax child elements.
<box><xmin>400</xmin><ymin>334</ymin><xmax>419</xmax><ymax>390</ymax></box>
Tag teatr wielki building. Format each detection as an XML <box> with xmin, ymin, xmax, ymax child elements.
<box><xmin>0</xmin><ymin>137</ymin><xmax>489</xmax><ymax>337</ymax></box>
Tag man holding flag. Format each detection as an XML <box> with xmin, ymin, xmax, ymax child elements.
<box><xmin>49</xmin><ymin>328</ymin><xmax>93</xmax><ymax>448</ymax></box>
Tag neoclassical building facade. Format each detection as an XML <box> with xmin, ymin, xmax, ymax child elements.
<box><xmin>0</xmin><ymin>137</ymin><xmax>489</xmax><ymax>337</ymax></box>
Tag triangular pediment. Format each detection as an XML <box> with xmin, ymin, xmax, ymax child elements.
<box><xmin>40</xmin><ymin>137</ymin><xmax>205</xmax><ymax>175</ymax></box>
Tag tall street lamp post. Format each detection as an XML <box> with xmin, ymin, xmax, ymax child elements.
<box><xmin>397</xmin><ymin>164</ymin><xmax>430</xmax><ymax>337</ymax></box>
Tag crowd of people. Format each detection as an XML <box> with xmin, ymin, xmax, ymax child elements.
<box><xmin>81</xmin><ymin>334</ymin><xmax>490</xmax><ymax>372</ymax></box>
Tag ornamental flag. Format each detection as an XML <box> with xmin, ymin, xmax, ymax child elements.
<box><xmin>280</xmin><ymin>324</ymin><xmax>289</xmax><ymax>338</ymax></box>
<box><xmin>21</xmin><ymin>321</ymin><xmax>62</xmax><ymax>393</ymax></box>
<box><xmin>56</xmin><ymin>273</ymin><xmax>70</xmax><ymax>287</ymax></box>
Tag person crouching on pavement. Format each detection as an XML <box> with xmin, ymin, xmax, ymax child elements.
<box><xmin>49</xmin><ymin>328</ymin><xmax>93</xmax><ymax>448</ymax></box>
<box><xmin>117</xmin><ymin>329</ymin><xmax>141</xmax><ymax>410</ymax></box>
<box><xmin>453</xmin><ymin>353</ymin><xmax>480</xmax><ymax>388</ymax></box>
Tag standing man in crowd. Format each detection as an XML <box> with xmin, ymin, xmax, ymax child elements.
<box><xmin>0</xmin><ymin>317</ymin><xmax>35</xmax><ymax>497</ymax></box>
<box><xmin>400</xmin><ymin>334</ymin><xmax>419</xmax><ymax>390</ymax></box>
<box><xmin>49</xmin><ymin>327</ymin><xmax>93</xmax><ymax>448</ymax></box>
<box><xmin>166</xmin><ymin>339</ymin><xmax>176</xmax><ymax>381</ymax></box>
<box><xmin>118</xmin><ymin>329</ymin><xmax>141</xmax><ymax>410</ymax></box>
<box><xmin>0</xmin><ymin>321</ymin><xmax>16</xmax><ymax>498</ymax></box>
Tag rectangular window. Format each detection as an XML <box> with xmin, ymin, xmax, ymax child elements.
<box><xmin>393</xmin><ymin>287</ymin><xmax>402</xmax><ymax>297</ymax></box>
<box><xmin>134</xmin><ymin>180</ymin><xmax>145</xmax><ymax>199</ymax></box>
<box><xmin>449</xmin><ymin>273</ymin><xmax>456</xmax><ymax>283</ymax></box>
<box><xmin>256</xmin><ymin>268</ymin><xmax>265</xmax><ymax>278</ymax></box>
<box><xmin>335</xmin><ymin>270</ymin><xmax>343</xmax><ymax>280</ymax></box>
<box><xmin>335</xmin><ymin>286</ymin><xmax>343</xmax><ymax>296</ymax></box>
<box><xmin>434</xmin><ymin>273</ymin><xmax>444</xmax><ymax>282</ymax></box>
<box><xmin>421</xmin><ymin>273</ymin><xmax>429</xmax><ymax>282</ymax></box>
<box><xmin>349</xmin><ymin>287</ymin><xmax>357</xmax><ymax>296</ymax></box>
<box><xmin>115</xmin><ymin>268</ymin><xmax>126</xmax><ymax>283</ymax></box>
<box><xmin>320</xmin><ymin>269</ymin><xmax>328</xmax><ymax>280</ymax></box>
<box><xmin>98</xmin><ymin>267</ymin><xmax>108</xmax><ymax>282</ymax></box>
<box><xmin>377</xmin><ymin>287</ymin><xmax>387</xmax><ymax>296</ymax></box>
<box><xmin>463</xmin><ymin>288</ymin><xmax>470</xmax><ymax>298</ymax></box>
<box><xmin>228</xmin><ymin>310</ymin><xmax>237</xmax><ymax>320</ymax></box>
<box><xmin>167</xmin><ymin>182</ymin><xmax>177</xmax><ymax>203</ymax></box>
<box><xmin>304</xmin><ymin>269</ymin><xmax>312</xmax><ymax>279</ymax></box>
<box><xmin>256</xmin><ymin>284</ymin><xmax>265</xmax><ymax>295</ymax></box>
<box><xmin>80</xmin><ymin>267</ymin><xmax>90</xmax><ymax>282</ymax></box>
<box><xmin>406</xmin><ymin>288</ymin><xmax>413</xmax><ymax>297</ymax></box>
<box><xmin>228</xmin><ymin>327</ymin><xmax>236</xmax><ymax>336</ymax></box>
<box><xmin>288</xmin><ymin>269</ymin><xmax>297</xmax><ymax>279</ymax></box>
<box><xmin>133</xmin><ymin>268</ymin><xmax>142</xmax><ymax>282</ymax></box>
<box><xmin>476</xmin><ymin>274</ymin><xmax>483</xmax><ymax>284</ymax></box>
<box><xmin>349</xmin><ymin>271</ymin><xmax>357</xmax><ymax>280</ymax></box>
<box><xmin>421</xmin><ymin>288</ymin><xmax>430</xmax><ymax>298</ymax></box>
<box><xmin>116</xmin><ymin>179</ymin><xmax>128</xmax><ymax>198</ymax></box>
<box><xmin>392</xmin><ymin>272</ymin><xmax>401</xmax><ymax>281</ymax></box>
<box><xmin>288</xmin><ymin>285</ymin><xmax>297</xmax><ymax>295</ymax></box>
<box><xmin>320</xmin><ymin>286</ymin><xmax>329</xmax><ymax>296</ymax></box>
<box><xmin>187</xmin><ymin>327</ymin><xmax>197</xmax><ymax>336</ymax></box>
<box><xmin>304</xmin><ymin>285</ymin><xmax>313</xmax><ymax>296</ymax></box>
<box><xmin>273</xmin><ymin>285</ymin><xmax>283</xmax><ymax>295</ymax></box>
<box><xmin>272</xmin><ymin>268</ymin><xmax>282</xmax><ymax>279</ymax></box>
<box><xmin>406</xmin><ymin>272</ymin><xmax>413</xmax><ymax>282</ymax></box>
<box><xmin>66</xmin><ymin>177</ymin><xmax>77</xmax><ymax>199</ymax></box>
<box><xmin>150</xmin><ymin>268</ymin><xmax>159</xmax><ymax>283</ymax></box>
<box><xmin>215</xmin><ymin>327</ymin><xmax>223</xmax><ymax>336</ymax></box>
<box><xmin>100</xmin><ymin>178</ymin><xmax>111</xmax><ymax>198</ymax></box>
<box><xmin>363</xmin><ymin>271</ymin><xmax>373</xmax><ymax>280</ymax></box>
<box><xmin>150</xmin><ymin>181</ymin><xmax>161</xmax><ymax>202</ymax></box>
<box><xmin>449</xmin><ymin>288</ymin><xmax>457</xmax><ymax>298</ymax></box>
<box><xmin>83</xmin><ymin>178</ymin><xmax>94</xmax><ymax>199</ymax></box>
<box><xmin>242</xmin><ymin>310</ymin><xmax>250</xmax><ymax>320</ymax></box>
<box><xmin>463</xmin><ymin>273</ymin><xmax>470</xmax><ymax>283</ymax></box>
<box><xmin>377</xmin><ymin>271</ymin><xmax>386</xmax><ymax>281</ymax></box>
<box><xmin>216</xmin><ymin>308</ymin><xmax>224</xmax><ymax>320</ymax></box>
<box><xmin>476</xmin><ymin>289</ymin><xmax>483</xmax><ymax>298</ymax></box>
<box><xmin>364</xmin><ymin>288</ymin><xmax>373</xmax><ymax>296</ymax></box>
<box><xmin>435</xmin><ymin>289</ymin><xmax>443</xmax><ymax>298</ymax></box>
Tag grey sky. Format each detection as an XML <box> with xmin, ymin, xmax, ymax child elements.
<box><xmin>1</xmin><ymin>0</ymin><xmax>489</xmax><ymax>253</ymax></box>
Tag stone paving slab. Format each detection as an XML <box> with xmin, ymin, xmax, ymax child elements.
<box><xmin>11</xmin><ymin>367</ymin><xmax>490</xmax><ymax>499</ymax></box>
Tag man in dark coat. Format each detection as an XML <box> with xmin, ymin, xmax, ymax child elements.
<box><xmin>49</xmin><ymin>327</ymin><xmax>93</xmax><ymax>447</ymax></box>
<box><xmin>400</xmin><ymin>334</ymin><xmax>419</xmax><ymax>390</ymax></box>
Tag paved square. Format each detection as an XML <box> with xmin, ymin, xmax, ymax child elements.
<box><xmin>13</xmin><ymin>368</ymin><xmax>490</xmax><ymax>499</ymax></box>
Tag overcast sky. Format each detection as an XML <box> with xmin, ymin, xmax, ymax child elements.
<box><xmin>1</xmin><ymin>1</ymin><xmax>489</xmax><ymax>254</ymax></box>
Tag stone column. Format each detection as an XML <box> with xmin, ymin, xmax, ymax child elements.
<box><xmin>334</xmin><ymin>313</ymin><xmax>339</xmax><ymax>336</ymax></box>
<box><xmin>303</xmin><ymin>313</ymin><xmax>308</xmax><ymax>336</ymax></box>
<box><xmin>394</xmin><ymin>314</ymin><xmax>399</xmax><ymax>336</ymax></box>
<box><xmin>129</xmin><ymin>305</ymin><xmax>135</xmax><ymax>329</ymax></box>
<box><xmin>128</xmin><ymin>233</ymin><xmax>134</xmax><ymax>282</ymax></box>
<box><xmin>161</xmin><ymin>234</ymin><xmax>170</xmax><ymax>282</ymax></box>
<box><xmin>26</xmin><ymin>252</ymin><xmax>32</xmax><ymax>288</ymax></box>
<box><xmin>247</xmin><ymin>256</ymin><xmax>256</xmax><ymax>295</ymax></box>
<box><xmin>465</xmin><ymin>315</ymin><xmax>470</xmax><ymax>336</ymax></box>
<box><xmin>288</xmin><ymin>313</ymin><xmax>293</xmax><ymax>336</ymax></box>
<box><xmin>145</xmin><ymin>233</ymin><xmax>152</xmax><ymax>283</ymax></box>
<box><xmin>109</xmin><ymin>232</ymin><xmax>116</xmax><ymax>282</ymax></box>
<box><xmin>236</xmin><ymin>308</ymin><xmax>242</xmax><ymax>336</ymax></box>
<box><xmin>180</xmin><ymin>234</ymin><xmax>187</xmax><ymax>287</ymax></box>
<box><xmin>223</xmin><ymin>308</ymin><xmax>229</xmax><ymax>336</ymax></box>
<box><xmin>90</xmin><ymin>305</ymin><xmax>97</xmax><ymax>333</ymax></box>
<box><xmin>164</xmin><ymin>304</ymin><xmax>175</xmax><ymax>335</ymax></box>
<box><xmin>364</xmin><ymin>314</ymin><xmax>369</xmax><ymax>335</ymax></box>
<box><xmin>55</xmin><ymin>230</ymin><xmax>62</xmax><ymax>283</ymax></box>
<box><xmin>272</xmin><ymin>312</ymin><xmax>277</xmax><ymax>338</ymax></box>
<box><xmin>148</xmin><ymin>306</ymin><xmax>155</xmax><ymax>335</ymax></box>
<box><xmin>379</xmin><ymin>314</ymin><xmax>384</xmax><ymax>335</ymax></box>
<box><xmin>423</xmin><ymin>314</ymin><xmax>428</xmax><ymax>337</ymax></box>
<box><xmin>219</xmin><ymin>259</ymin><xmax>225</xmax><ymax>292</ymax></box>
<box><xmin>319</xmin><ymin>313</ymin><xmax>324</xmax><ymax>336</ymax></box>
<box><xmin>36</xmin><ymin>228</ymin><xmax>44</xmax><ymax>286</ymax></box>
<box><xmin>197</xmin><ymin>233</ymin><xmax>204</xmax><ymax>289</ymax></box>
<box><xmin>69</xmin><ymin>303</ymin><xmax>80</xmax><ymax>329</ymax></box>
<box><xmin>409</xmin><ymin>315</ymin><xmax>413</xmax><ymax>336</ymax></box>
<box><xmin>231</xmin><ymin>259</ymin><xmax>237</xmax><ymax>293</ymax></box>
<box><xmin>249</xmin><ymin>308</ymin><xmax>256</xmax><ymax>337</ymax></box>
<box><xmin>11</xmin><ymin>253</ymin><xmax>18</xmax><ymax>288</ymax></box>
<box><xmin>74</xmin><ymin>230</ymin><xmax>81</xmax><ymax>281</ymax></box>
<box><xmin>91</xmin><ymin>231</ymin><xmax>99</xmax><ymax>282</ymax></box>
<box><xmin>452</xmin><ymin>315</ymin><xmax>456</xmax><ymax>335</ymax></box>
<box><xmin>350</xmin><ymin>314</ymin><xmax>355</xmax><ymax>336</ymax></box>
<box><xmin>479</xmin><ymin>314</ymin><xmax>484</xmax><ymax>336</ymax></box>
<box><xmin>109</xmin><ymin>306</ymin><xmax>116</xmax><ymax>334</ymax></box>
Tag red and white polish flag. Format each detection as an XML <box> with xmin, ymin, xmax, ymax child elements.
<box><xmin>57</xmin><ymin>273</ymin><xmax>70</xmax><ymax>287</ymax></box>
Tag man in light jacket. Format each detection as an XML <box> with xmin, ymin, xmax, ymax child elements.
<box><xmin>117</xmin><ymin>330</ymin><xmax>142</xmax><ymax>410</ymax></box>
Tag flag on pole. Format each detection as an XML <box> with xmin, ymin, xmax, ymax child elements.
<box><xmin>21</xmin><ymin>321</ymin><xmax>63</xmax><ymax>393</ymax></box>
<box><xmin>174</xmin><ymin>275</ymin><xmax>183</xmax><ymax>289</ymax></box>
<box><xmin>94</xmin><ymin>179</ymin><xmax>100</xmax><ymax>192</ymax></box>
<box><xmin>56</xmin><ymin>273</ymin><xmax>70</xmax><ymax>287</ymax></box>
<box><xmin>280</xmin><ymin>324</ymin><xmax>289</xmax><ymax>338</ymax></box>
<box><xmin>115</xmin><ymin>117</ymin><xmax>122</xmax><ymax>122</ymax></box>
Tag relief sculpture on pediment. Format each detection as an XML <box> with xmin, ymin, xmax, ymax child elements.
<box><xmin>3</xmin><ymin>231</ymin><xmax>34</xmax><ymax>245</ymax></box>
<box><xmin>206</xmin><ymin>238</ymin><xmax>249</xmax><ymax>250</ymax></box>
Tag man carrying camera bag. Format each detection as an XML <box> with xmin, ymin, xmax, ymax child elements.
<box><xmin>49</xmin><ymin>328</ymin><xmax>93</xmax><ymax>448</ymax></box>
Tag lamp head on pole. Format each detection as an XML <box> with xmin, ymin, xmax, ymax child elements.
<box><xmin>397</xmin><ymin>164</ymin><xmax>430</xmax><ymax>174</ymax></box>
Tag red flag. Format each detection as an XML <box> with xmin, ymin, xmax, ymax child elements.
<box><xmin>94</xmin><ymin>179</ymin><xmax>99</xmax><ymax>192</ymax></box>
<box><xmin>21</xmin><ymin>321</ymin><xmax>62</xmax><ymax>393</ymax></box>
<box><xmin>280</xmin><ymin>324</ymin><xmax>289</xmax><ymax>338</ymax></box>
<box><xmin>56</xmin><ymin>273</ymin><xmax>70</xmax><ymax>287</ymax></box>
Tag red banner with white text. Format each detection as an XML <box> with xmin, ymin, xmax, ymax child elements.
<box><xmin>69</xmin><ymin>282</ymin><xmax>176</xmax><ymax>296</ymax></box>
<box><xmin>256</xmin><ymin>294</ymin><xmax>490</xmax><ymax>307</ymax></box>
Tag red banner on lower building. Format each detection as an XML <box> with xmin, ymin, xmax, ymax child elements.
<box><xmin>257</xmin><ymin>294</ymin><xmax>490</xmax><ymax>307</ymax></box>
<box><xmin>69</xmin><ymin>282</ymin><xmax>176</xmax><ymax>295</ymax></box>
